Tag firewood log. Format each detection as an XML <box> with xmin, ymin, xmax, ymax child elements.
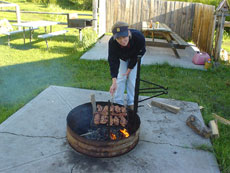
<box><xmin>212</xmin><ymin>113</ymin><xmax>230</xmax><ymax>125</ymax></box>
<box><xmin>186</xmin><ymin>115</ymin><xmax>211</xmax><ymax>138</ymax></box>
<box><xmin>150</xmin><ymin>100</ymin><xmax>180</xmax><ymax>114</ymax></box>
<box><xmin>208</xmin><ymin>120</ymin><xmax>219</xmax><ymax>138</ymax></box>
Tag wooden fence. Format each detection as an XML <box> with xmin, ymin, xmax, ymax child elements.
<box><xmin>105</xmin><ymin>0</ymin><xmax>216</xmax><ymax>54</ymax></box>
<box><xmin>192</xmin><ymin>4</ymin><xmax>216</xmax><ymax>54</ymax></box>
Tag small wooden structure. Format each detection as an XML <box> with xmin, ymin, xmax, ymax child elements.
<box><xmin>214</xmin><ymin>0</ymin><xmax>230</xmax><ymax>61</ymax></box>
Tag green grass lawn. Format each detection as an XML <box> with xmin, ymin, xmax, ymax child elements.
<box><xmin>0</xmin><ymin>1</ymin><xmax>230</xmax><ymax>172</ymax></box>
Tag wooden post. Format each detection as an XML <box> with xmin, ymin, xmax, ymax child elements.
<box><xmin>214</xmin><ymin>12</ymin><xmax>225</xmax><ymax>61</ymax></box>
<box><xmin>15</xmin><ymin>4</ymin><xmax>21</xmax><ymax>30</ymax></box>
<box><xmin>93</xmin><ymin>0</ymin><xmax>98</xmax><ymax>34</ymax></box>
<box><xmin>0</xmin><ymin>2</ymin><xmax>22</xmax><ymax>30</ymax></box>
<box><xmin>214</xmin><ymin>0</ymin><xmax>229</xmax><ymax>61</ymax></box>
<box><xmin>98</xmin><ymin>0</ymin><xmax>106</xmax><ymax>37</ymax></box>
<box><xmin>209</xmin><ymin>12</ymin><xmax>216</xmax><ymax>56</ymax></box>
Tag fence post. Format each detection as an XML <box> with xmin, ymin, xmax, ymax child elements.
<box><xmin>15</xmin><ymin>4</ymin><xmax>21</xmax><ymax>30</ymax></box>
<box><xmin>93</xmin><ymin>0</ymin><xmax>98</xmax><ymax>34</ymax></box>
<box><xmin>214</xmin><ymin>12</ymin><xmax>225</xmax><ymax>61</ymax></box>
<box><xmin>98</xmin><ymin>0</ymin><xmax>106</xmax><ymax>37</ymax></box>
<box><xmin>214</xmin><ymin>0</ymin><xmax>229</xmax><ymax>61</ymax></box>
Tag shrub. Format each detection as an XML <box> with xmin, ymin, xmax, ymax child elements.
<box><xmin>75</xmin><ymin>28</ymin><xmax>97</xmax><ymax>51</ymax></box>
<box><xmin>26</xmin><ymin>0</ymin><xmax>48</xmax><ymax>4</ymax></box>
<box><xmin>26</xmin><ymin>0</ymin><xmax>57</xmax><ymax>4</ymax></box>
<box><xmin>69</xmin><ymin>0</ymin><xmax>92</xmax><ymax>10</ymax></box>
<box><xmin>26</xmin><ymin>0</ymin><xmax>92</xmax><ymax>10</ymax></box>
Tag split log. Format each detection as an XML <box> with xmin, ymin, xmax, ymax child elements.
<box><xmin>186</xmin><ymin>115</ymin><xmax>211</xmax><ymax>138</ymax></box>
<box><xmin>212</xmin><ymin>113</ymin><xmax>230</xmax><ymax>125</ymax></box>
<box><xmin>151</xmin><ymin>100</ymin><xmax>180</xmax><ymax>114</ymax></box>
<box><xmin>208</xmin><ymin>120</ymin><xmax>219</xmax><ymax>138</ymax></box>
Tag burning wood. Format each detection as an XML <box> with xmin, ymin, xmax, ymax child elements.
<box><xmin>110</xmin><ymin>133</ymin><xmax>117</xmax><ymax>140</ymax></box>
<box><xmin>120</xmin><ymin>128</ymin><xmax>130</xmax><ymax>138</ymax></box>
<box><xmin>93</xmin><ymin>104</ymin><xmax>128</xmax><ymax>127</ymax></box>
<box><xmin>110</xmin><ymin>128</ymin><xmax>129</xmax><ymax>140</ymax></box>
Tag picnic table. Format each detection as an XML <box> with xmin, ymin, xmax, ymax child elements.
<box><xmin>13</xmin><ymin>20</ymin><xmax>59</xmax><ymax>45</ymax></box>
<box><xmin>142</xmin><ymin>21</ymin><xmax>190</xmax><ymax>58</ymax></box>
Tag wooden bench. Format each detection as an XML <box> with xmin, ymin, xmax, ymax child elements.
<box><xmin>2</xmin><ymin>28</ymin><xmax>38</xmax><ymax>46</ymax></box>
<box><xmin>164</xmin><ymin>31</ymin><xmax>190</xmax><ymax>58</ymax></box>
<box><xmin>169</xmin><ymin>32</ymin><xmax>189</xmax><ymax>48</ymax></box>
<box><xmin>141</xmin><ymin>21</ymin><xmax>190</xmax><ymax>58</ymax></box>
<box><xmin>38</xmin><ymin>30</ymin><xmax>68</xmax><ymax>50</ymax></box>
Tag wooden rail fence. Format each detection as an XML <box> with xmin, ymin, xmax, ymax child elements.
<box><xmin>1</xmin><ymin>0</ymin><xmax>217</xmax><ymax>54</ymax></box>
<box><xmin>105</xmin><ymin>0</ymin><xmax>216</xmax><ymax>55</ymax></box>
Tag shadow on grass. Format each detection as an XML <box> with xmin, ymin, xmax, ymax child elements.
<box><xmin>0</xmin><ymin>56</ymin><xmax>74</xmax><ymax>105</ymax></box>
<box><xmin>38</xmin><ymin>45</ymin><xmax>78</xmax><ymax>54</ymax></box>
<box><xmin>0</xmin><ymin>34</ymin><xmax>77</xmax><ymax>50</ymax></box>
<box><xmin>0</xmin><ymin>54</ymin><xmax>111</xmax><ymax>123</ymax></box>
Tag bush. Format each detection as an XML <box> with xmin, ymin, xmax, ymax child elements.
<box><xmin>26</xmin><ymin>0</ymin><xmax>48</xmax><ymax>4</ymax></box>
<box><xmin>168</xmin><ymin>0</ymin><xmax>230</xmax><ymax>8</ymax></box>
<box><xmin>26</xmin><ymin>0</ymin><xmax>57</xmax><ymax>4</ymax></box>
<box><xmin>26</xmin><ymin>0</ymin><xmax>92</xmax><ymax>10</ymax></box>
<box><xmin>69</xmin><ymin>0</ymin><xmax>92</xmax><ymax>10</ymax></box>
<box><xmin>75</xmin><ymin>28</ymin><xmax>97</xmax><ymax>51</ymax></box>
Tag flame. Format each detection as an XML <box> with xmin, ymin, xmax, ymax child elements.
<box><xmin>120</xmin><ymin>128</ymin><xmax>129</xmax><ymax>138</ymax></box>
<box><xmin>110</xmin><ymin>133</ymin><xmax>117</xmax><ymax>140</ymax></box>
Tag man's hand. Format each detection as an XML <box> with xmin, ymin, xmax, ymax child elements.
<box><xmin>110</xmin><ymin>78</ymin><xmax>117</xmax><ymax>96</ymax></box>
<box><xmin>122</xmin><ymin>68</ymin><xmax>131</xmax><ymax>78</ymax></box>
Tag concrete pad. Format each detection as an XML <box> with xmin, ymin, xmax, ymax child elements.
<box><xmin>80</xmin><ymin>35</ymin><xmax>205</xmax><ymax>70</ymax></box>
<box><xmin>0</xmin><ymin>86</ymin><xmax>219</xmax><ymax>173</ymax></box>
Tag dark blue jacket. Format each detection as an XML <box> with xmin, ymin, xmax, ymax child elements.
<box><xmin>108</xmin><ymin>29</ymin><xmax>146</xmax><ymax>78</ymax></box>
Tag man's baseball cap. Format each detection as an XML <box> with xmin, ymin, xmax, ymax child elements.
<box><xmin>112</xmin><ymin>21</ymin><xmax>129</xmax><ymax>39</ymax></box>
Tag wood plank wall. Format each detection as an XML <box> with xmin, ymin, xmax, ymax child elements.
<box><xmin>105</xmin><ymin>0</ymin><xmax>215</xmax><ymax>54</ymax></box>
<box><xmin>192</xmin><ymin>4</ymin><xmax>216</xmax><ymax>54</ymax></box>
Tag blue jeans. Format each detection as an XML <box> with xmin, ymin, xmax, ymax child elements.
<box><xmin>114</xmin><ymin>59</ymin><xmax>137</xmax><ymax>106</ymax></box>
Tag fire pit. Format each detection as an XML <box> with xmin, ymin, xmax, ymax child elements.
<box><xmin>66</xmin><ymin>101</ymin><xmax>140</xmax><ymax>158</ymax></box>
<box><xmin>66</xmin><ymin>57</ymin><xmax>168</xmax><ymax>158</ymax></box>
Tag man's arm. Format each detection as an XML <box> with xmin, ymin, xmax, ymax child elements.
<box><xmin>108</xmin><ymin>39</ymin><xmax>120</xmax><ymax>78</ymax></box>
<box><xmin>110</xmin><ymin>78</ymin><xmax>117</xmax><ymax>95</ymax></box>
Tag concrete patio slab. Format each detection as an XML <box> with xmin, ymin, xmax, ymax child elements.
<box><xmin>0</xmin><ymin>85</ymin><xmax>219</xmax><ymax>173</ymax></box>
<box><xmin>80</xmin><ymin>35</ymin><xmax>205</xmax><ymax>70</ymax></box>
